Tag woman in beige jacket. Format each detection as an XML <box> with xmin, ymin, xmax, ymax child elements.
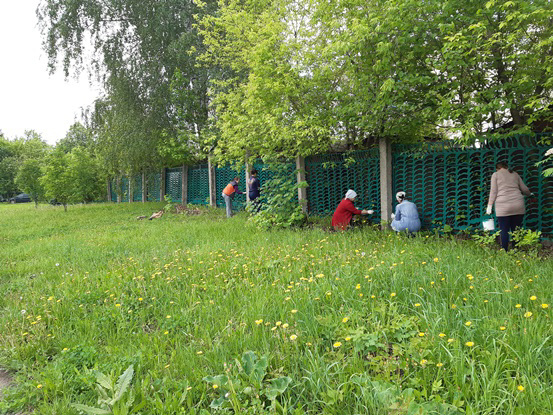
<box><xmin>486</xmin><ymin>162</ymin><xmax>532</xmax><ymax>251</ymax></box>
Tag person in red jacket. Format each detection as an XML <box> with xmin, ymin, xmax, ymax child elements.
<box><xmin>332</xmin><ymin>190</ymin><xmax>373</xmax><ymax>231</ymax></box>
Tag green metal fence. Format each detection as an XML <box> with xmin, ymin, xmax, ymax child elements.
<box><xmin>146</xmin><ymin>172</ymin><xmax>161</xmax><ymax>201</ymax></box>
<box><xmin>165</xmin><ymin>167</ymin><xmax>182</xmax><ymax>203</ymax></box>
<box><xmin>108</xmin><ymin>135</ymin><xmax>552</xmax><ymax>237</ymax></box>
<box><xmin>392</xmin><ymin>136</ymin><xmax>553</xmax><ymax>235</ymax></box>
<box><xmin>215</xmin><ymin>165</ymin><xmax>247</xmax><ymax>210</ymax></box>
<box><xmin>132</xmin><ymin>175</ymin><xmax>143</xmax><ymax>202</ymax></box>
<box><xmin>306</xmin><ymin>150</ymin><xmax>381</xmax><ymax>221</ymax></box>
<box><xmin>187</xmin><ymin>164</ymin><xmax>209</xmax><ymax>205</ymax></box>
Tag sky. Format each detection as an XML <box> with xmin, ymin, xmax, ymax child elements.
<box><xmin>0</xmin><ymin>1</ymin><xmax>100</xmax><ymax>145</ymax></box>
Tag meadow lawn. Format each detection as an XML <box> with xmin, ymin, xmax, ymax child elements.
<box><xmin>0</xmin><ymin>202</ymin><xmax>552</xmax><ymax>414</ymax></box>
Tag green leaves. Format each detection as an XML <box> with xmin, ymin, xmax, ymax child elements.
<box><xmin>72</xmin><ymin>365</ymin><xmax>143</xmax><ymax>415</ymax></box>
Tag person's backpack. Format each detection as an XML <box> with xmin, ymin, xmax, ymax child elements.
<box><xmin>223</xmin><ymin>182</ymin><xmax>235</xmax><ymax>196</ymax></box>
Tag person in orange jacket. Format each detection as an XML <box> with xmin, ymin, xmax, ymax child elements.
<box><xmin>332</xmin><ymin>189</ymin><xmax>373</xmax><ymax>231</ymax></box>
<box><xmin>222</xmin><ymin>177</ymin><xmax>244</xmax><ymax>218</ymax></box>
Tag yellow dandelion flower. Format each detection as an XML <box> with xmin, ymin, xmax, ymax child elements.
<box><xmin>345</xmin><ymin>336</ymin><xmax>351</xmax><ymax>341</ymax></box>
<box><xmin>414</xmin><ymin>303</ymin><xmax>421</xmax><ymax>307</ymax></box>
<box><xmin>289</xmin><ymin>334</ymin><xmax>298</xmax><ymax>341</ymax></box>
<box><xmin>517</xmin><ymin>385</ymin><xmax>525</xmax><ymax>392</ymax></box>
<box><xmin>420</xmin><ymin>359</ymin><xmax>427</xmax><ymax>365</ymax></box>
<box><xmin>447</xmin><ymin>338</ymin><xmax>455</xmax><ymax>343</ymax></box>
<box><xmin>524</xmin><ymin>311</ymin><xmax>533</xmax><ymax>318</ymax></box>
<box><xmin>255</xmin><ymin>319</ymin><xmax>263</xmax><ymax>325</ymax></box>
<box><xmin>530</xmin><ymin>296</ymin><xmax>537</xmax><ymax>301</ymax></box>
<box><xmin>166</xmin><ymin>315</ymin><xmax>171</xmax><ymax>319</ymax></box>
<box><xmin>541</xmin><ymin>304</ymin><xmax>549</xmax><ymax>309</ymax></box>
<box><xmin>138</xmin><ymin>298</ymin><xmax>143</xmax><ymax>301</ymax></box>
<box><xmin>433</xmin><ymin>258</ymin><xmax>439</xmax><ymax>262</ymax></box>
<box><xmin>213</xmin><ymin>384</ymin><xmax>218</xmax><ymax>389</ymax></box>
<box><xmin>333</xmin><ymin>341</ymin><xmax>342</xmax><ymax>348</ymax></box>
<box><xmin>465</xmin><ymin>321</ymin><xmax>472</xmax><ymax>327</ymax></box>
<box><xmin>196</xmin><ymin>351</ymin><xmax>203</xmax><ymax>355</ymax></box>
<box><xmin>306</xmin><ymin>342</ymin><xmax>312</xmax><ymax>346</ymax></box>
<box><xmin>515</xmin><ymin>304</ymin><xmax>522</xmax><ymax>308</ymax></box>
<box><xmin>291</xmin><ymin>310</ymin><xmax>298</xmax><ymax>314</ymax></box>
<box><xmin>439</xmin><ymin>333</ymin><xmax>446</xmax><ymax>338</ymax></box>
<box><xmin>282</xmin><ymin>323</ymin><xmax>289</xmax><ymax>329</ymax></box>
<box><xmin>164</xmin><ymin>331</ymin><xmax>169</xmax><ymax>335</ymax></box>
<box><xmin>418</xmin><ymin>332</ymin><xmax>425</xmax><ymax>337</ymax></box>
<box><xmin>390</xmin><ymin>292</ymin><xmax>396</xmax><ymax>297</ymax></box>
<box><xmin>37</xmin><ymin>384</ymin><xmax>43</xmax><ymax>389</ymax></box>
<box><xmin>342</xmin><ymin>317</ymin><xmax>349</xmax><ymax>323</ymax></box>
<box><xmin>451</xmin><ymin>304</ymin><xmax>457</xmax><ymax>309</ymax></box>
<box><xmin>115</xmin><ymin>304</ymin><xmax>121</xmax><ymax>307</ymax></box>
<box><xmin>500</xmin><ymin>326</ymin><xmax>506</xmax><ymax>331</ymax></box>
<box><xmin>355</xmin><ymin>284</ymin><xmax>361</xmax><ymax>290</ymax></box>
<box><xmin>465</xmin><ymin>341</ymin><xmax>474</xmax><ymax>347</ymax></box>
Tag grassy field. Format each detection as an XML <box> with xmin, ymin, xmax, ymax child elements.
<box><xmin>0</xmin><ymin>202</ymin><xmax>552</xmax><ymax>415</ymax></box>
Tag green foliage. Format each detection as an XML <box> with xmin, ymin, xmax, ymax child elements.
<box><xmin>163</xmin><ymin>195</ymin><xmax>175</xmax><ymax>213</ymax></box>
<box><xmin>247</xmin><ymin>163</ymin><xmax>306</xmax><ymax>230</ymax></box>
<box><xmin>67</xmin><ymin>147</ymin><xmax>106</xmax><ymax>203</ymax></box>
<box><xmin>72</xmin><ymin>365</ymin><xmax>145</xmax><ymax>415</ymax></box>
<box><xmin>57</xmin><ymin>122</ymin><xmax>94</xmax><ymax>154</ymax></box>
<box><xmin>472</xmin><ymin>231</ymin><xmax>500</xmax><ymax>246</ymax></box>
<box><xmin>41</xmin><ymin>149</ymin><xmax>72</xmax><ymax>210</ymax></box>
<box><xmin>38</xmin><ymin>0</ymin><xmax>218</xmax><ymax>170</ymax></box>
<box><xmin>15</xmin><ymin>159</ymin><xmax>45</xmax><ymax>207</ymax></box>
<box><xmin>510</xmin><ymin>229</ymin><xmax>542</xmax><ymax>255</ymax></box>
<box><xmin>203</xmin><ymin>351</ymin><xmax>292</xmax><ymax>412</ymax></box>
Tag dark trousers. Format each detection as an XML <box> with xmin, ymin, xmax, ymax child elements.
<box><xmin>497</xmin><ymin>214</ymin><xmax>524</xmax><ymax>251</ymax></box>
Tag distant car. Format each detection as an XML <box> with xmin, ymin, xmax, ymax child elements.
<box><xmin>10</xmin><ymin>193</ymin><xmax>31</xmax><ymax>203</ymax></box>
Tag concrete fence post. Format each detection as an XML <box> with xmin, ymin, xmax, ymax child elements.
<box><xmin>129</xmin><ymin>176</ymin><xmax>133</xmax><ymax>203</ymax></box>
<box><xmin>116</xmin><ymin>176</ymin><xmax>122</xmax><ymax>203</ymax></box>
<box><xmin>208</xmin><ymin>157</ymin><xmax>217</xmax><ymax>207</ymax></box>
<box><xmin>296</xmin><ymin>156</ymin><xmax>308</xmax><ymax>214</ymax></box>
<box><xmin>142</xmin><ymin>172</ymin><xmax>146</xmax><ymax>203</ymax></box>
<box><xmin>245</xmin><ymin>155</ymin><xmax>251</xmax><ymax>203</ymax></box>
<box><xmin>160</xmin><ymin>168</ymin><xmax>166</xmax><ymax>202</ymax></box>
<box><xmin>379</xmin><ymin>138</ymin><xmax>393</xmax><ymax>229</ymax></box>
<box><xmin>182</xmin><ymin>164</ymin><xmax>188</xmax><ymax>206</ymax></box>
<box><xmin>107</xmin><ymin>179</ymin><xmax>112</xmax><ymax>202</ymax></box>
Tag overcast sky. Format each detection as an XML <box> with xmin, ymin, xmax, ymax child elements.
<box><xmin>0</xmin><ymin>1</ymin><xmax>100</xmax><ymax>145</ymax></box>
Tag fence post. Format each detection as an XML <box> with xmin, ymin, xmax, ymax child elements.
<box><xmin>296</xmin><ymin>156</ymin><xmax>308</xmax><ymax>213</ymax></box>
<box><xmin>129</xmin><ymin>177</ymin><xmax>133</xmax><ymax>203</ymax></box>
<box><xmin>142</xmin><ymin>172</ymin><xmax>146</xmax><ymax>203</ymax></box>
<box><xmin>182</xmin><ymin>164</ymin><xmax>188</xmax><ymax>206</ymax></box>
<box><xmin>208</xmin><ymin>156</ymin><xmax>217</xmax><ymax>207</ymax></box>
<box><xmin>379</xmin><ymin>138</ymin><xmax>393</xmax><ymax>229</ymax></box>
<box><xmin>160</xmin><ymin>168</ymin><xmax>166</xmax><ymax>202</ymax></box>
<box><xmin>116</xmin><ymin>176</ymin><xmax>122</xmax><ymax>203</ymax></box>
<box><xmin>245</xmin><ymin>155</ymin><xmax>251</xmax><ymax>203</ymax></box>
<box><xmin>107</xmin><ymin>179</ymin><xmax>112</xmax><ymax>202</ymax></box>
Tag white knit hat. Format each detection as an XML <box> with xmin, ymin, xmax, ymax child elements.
<box><xmin>345</xmin><ymin>189</ymin><xmax>357</xmax><ymax>199</ymax></box>
<box><xmin>396</xmin><ymin>191</ymin><xmax>406</xmax><ymax>202</ymax></box>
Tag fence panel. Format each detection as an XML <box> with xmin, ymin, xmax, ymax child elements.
<box><xmin>133</xmin><ymin>175</ymin><xmax>143</xmax><ymax>202</ymax></box>
<box><xmin>392</xmin><ymin>137</ymin><xmax>553</xmax><ymax>235</ymax></box>
<box><xmin>146</xmin><ymin>172</ymin><xmax>161</xmax><ymax>201</ymax></box>
<box><xmin>187</xmin><ymin>164</ymin><xmax>209</xmax><ymax>205</ymax></box>
<box><xmin>165</xmin><ymin>167</ymin><xmax>182</xmax><ymax>203</ymax></box>
<box><xmin>306</xmin><ymin>150</ymin><xmax>380</xmax><ymax>220</ymax></box>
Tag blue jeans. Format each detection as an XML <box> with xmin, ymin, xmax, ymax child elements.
<box><xmin>497</xmin><ymin>214</ymin><xmax>523</xmax><ymax>251</ymax></box>
<box><xmin>223</xmin><ymin>193</ymin><xmax>232</xmax><ymax>218</ymax></box>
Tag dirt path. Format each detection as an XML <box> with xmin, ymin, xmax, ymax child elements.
<box><xmin>0</xmin><ymin>369</ymin><xmax>26</xmax><ymax>414</ymax></box>
<box><xmin>0</xmin><ymin>369</ymin><xmax>12</xmax><ymax>398</ymax></box>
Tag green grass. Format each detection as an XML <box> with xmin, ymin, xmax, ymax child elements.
<box><xmin>0</xmin><ymin>202</ymin><xmax>552</xmax><ymax>414</ymax></box>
